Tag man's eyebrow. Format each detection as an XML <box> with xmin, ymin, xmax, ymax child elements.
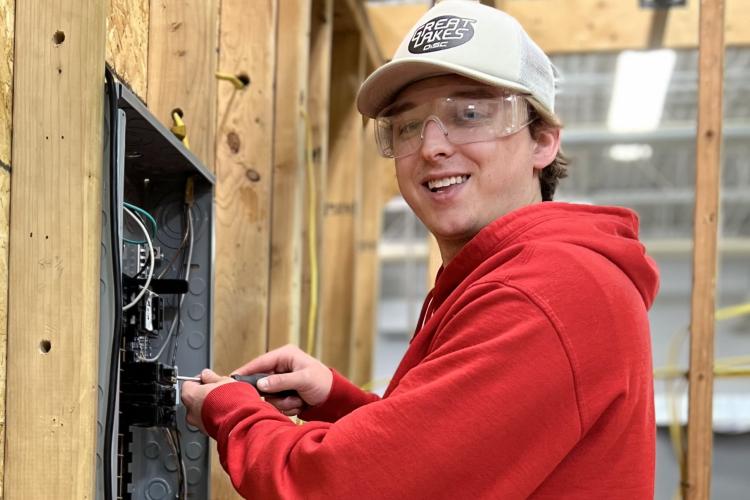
<box><xmin>385</xmin><ymin>87</ymin><xmax>505</xmax><ymax>116</ymax></box>
<box><xmin>383</xmin><ymin>101</ymin><xmax>416</xmax><ymax>117</ymax></box>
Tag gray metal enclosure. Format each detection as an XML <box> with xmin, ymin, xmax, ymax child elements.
<box><xmin>97</xmin><ymin>81</ymin><xmax>215</xmax><ymax>500</ymax></box>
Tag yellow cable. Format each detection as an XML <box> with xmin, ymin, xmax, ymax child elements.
<box><xmin>215</xmin><ymin>71</ymin><xmax>248</xmax><ymax>90</ymax></box>
<box><xmin>302</xmin><ymin>110</ymin><xmax>319</xmax><ymax>356</ymax></box>
<box><xmin>715</xmin><ymin>302</ymin><xmax>750</xmax><ymax>321</ymax></box>
<box><xmin>659</xmin><ymin>301</ymin><xmax>750</xmax><ymax>499</ymax></box>
<box><xmin>170</xmin><ymin>111</ymin><xmax>190</xmax><ymax>149</ymax></box>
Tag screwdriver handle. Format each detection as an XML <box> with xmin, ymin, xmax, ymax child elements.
<box><xmin>231</xmin><ymin>373</ymin><xmax>299</xmax><ymax>399</ymax></box>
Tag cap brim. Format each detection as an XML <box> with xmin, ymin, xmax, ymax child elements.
<box><xmin>356</xmin><ymin>58</ymin><xmax>560</xmax><ymax>126</ymax></box>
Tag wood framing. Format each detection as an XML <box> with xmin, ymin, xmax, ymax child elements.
<box><xmin>147</xmin><ymin>0</ymin><xmax>219</xmax><ymax>168</ymax></box>
<box><xmin>301</xmin><ymin>0</ymin><xmax>333</xmax><ymax>356</ymax></box>
<box><xmin>5</xmin><ymin>1</ymin><xmax>106</xmax><ymax>497</ymax></box>
<box><xmin>367</xmin><ymin>0</ymin><xmax>750</xmax><ymax>56</ymax></box>
<box><xmin>268</xmin><ymin>0</ymin><xmax>312</xmax><ymax>350</ymax></box>
<box><xmin>685</xmin><ymin>0</ymin><xmax>726</xmax><ymax>498</ymax></box>
<box><xmin>319</xmin><ymin>27</ymin><xmax>364</xmax><ymax>376</ymax></box>
<box><xmin>343</xmin><ymin>0</ymin><xmax>384</xmax><ymax>67</ymax></box>
<box><xmin>106</xmin><ymin>0</ymin><xmax>149</xmax><ymax>99</ymax></box>
<box><xmin>0</xmin><ymin>1</ymin><xmax>12</xmax><ymax>495</ymax></box>
<box><xmin>211</xmin><ymin>0</ymin><xmax>278</xmax><ymax>497</ymax></box>
<box><xmin>349</xmin><ymin>120</ymin><xmax>381</xmax><ymax>386</ymax></box>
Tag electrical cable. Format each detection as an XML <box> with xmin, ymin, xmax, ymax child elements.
<box><xmin>655</xmin><ymin>301</ymin><xmax>750</xmax><ymax>499</ymax></box>
<box><xmin>104</xmin><ymin>66</ymin><xmax>121</xmax><ymax>500</ymax></box>
<box><xmin>122</xmin><ymin>203</ymin><xmax>157</xmax><ymax>245</ymax></box>
<box><xmin>122</xmin><ymin>207</ymin><xmax>155</xmax><ymax>311</ymax></box>
<box><xmin>123</xmin><ymin>202</ymin><xmax>158</xmax><ymax>237</ymax></box>
<box><xmin>164</xmin><ymin>427</ymin><xmax>187</xmax><ymax>500</ymax></box>
<box><xmin>140</xmin><ymin>206</ymin><xmax>193</xmax><ymax>363</ymax></box>
<box><xmin>170</xmin><ymin>205</ymin><xmax>195</xmax><ymax>365</ymax></box>
<box><xmin>302</xmin><ymin>110</ymin><xmax>319</xmax><ymax>356</ymax></box>
<box><xmin>156</xmin><ymin>207</ymin><xmax>191</xmax><ymax>279</ymax></box>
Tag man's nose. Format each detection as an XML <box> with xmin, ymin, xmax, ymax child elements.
<box><xmin>419</xmin><ymin>116</ymin><xmax>454</xmax><ymax>160</ymax></box>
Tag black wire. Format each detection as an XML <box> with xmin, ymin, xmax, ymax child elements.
<box><xmin>104</xmin><ymin>66</ymin><xmax>122</xmax><ymax>500</ymax></box>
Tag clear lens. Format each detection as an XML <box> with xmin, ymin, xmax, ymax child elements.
<box><xmin>375</xmin><ymin>94</ymin><xmax>532</xmax><ymax>158</ymax></box>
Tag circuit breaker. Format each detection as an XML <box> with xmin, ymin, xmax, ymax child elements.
<box><xmin>98</xmin><ymin>73</ymin><xmax>215</xmax><ymax>500</ymax></box>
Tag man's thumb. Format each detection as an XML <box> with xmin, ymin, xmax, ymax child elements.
<box><xmin>257</xmin><ymin>372</ymin><xmax>299</xmax><ymax>392</ymax></box>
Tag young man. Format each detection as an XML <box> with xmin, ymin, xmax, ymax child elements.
<box><xmin>182</xmin><ymin>1</ymin><xmax>659</xmax><ymax>498</ymax></box>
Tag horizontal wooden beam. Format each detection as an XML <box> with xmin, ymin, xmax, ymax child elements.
<box><xmin>367</xmin><ymin>0</ymin><xmax>750</xmax><ymax>57</ymax></box>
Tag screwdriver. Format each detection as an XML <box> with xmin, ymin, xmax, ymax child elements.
<box><xmin>176</xmin><ymin>373</ymin><xmax>299</xmax><ymax>399</ymax></box>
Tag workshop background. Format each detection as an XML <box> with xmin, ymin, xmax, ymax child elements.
<box><xmin>0</xmin><ymin>0</ymin><xmax>746</xmax><ymax>498</ymax></box>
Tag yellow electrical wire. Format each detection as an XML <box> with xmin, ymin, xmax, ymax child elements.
<box><xmin>301</xmin><ymin>110</ymin><xmax>319</xmax><ymax>357</ymax></box>
<box><xmin>215</xmin><ymin>71</ymin><xmax>249</xmax><ymax>90</ymax></box>
<box><xmin>655</xmin><ymin>301</ymin><xmax>750</xmax><ymax>499</ymax></box>
<box><xmin>715</xmin><ymin>302</ymin><xmax>750</xmax><ymax>321</ymax></box>
<box><xmin>170</xmin><ymin>110</ymin><xmax>190</xmax><ymax>149</ymax></box>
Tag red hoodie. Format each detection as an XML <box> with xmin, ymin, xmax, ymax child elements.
<box><xmin>202</xmin><ymin>202</ymin><xmax>660</xmax><ymax>499</ymax></box>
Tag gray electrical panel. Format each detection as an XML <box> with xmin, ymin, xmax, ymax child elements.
<box><xmin>97</xmin><ymin>76</ymin><xmax>215</xmax><ymax>500</ymax></box>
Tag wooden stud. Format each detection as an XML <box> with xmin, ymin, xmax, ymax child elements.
<box><xmin>212</xmin><ymin>0</ymin><xmax>278</xmax><ymax>497</ymax></box>
<box><xmin>343</xmin><ymin>0</ymin><xmax>384</xmax><ymax>67</ymax></box>
<box><xmin>106</xmin><ymin>0</ymin><xmax>149</xmax><ymax>98</ymax></box>
<box><xmin>147</xmin><ymin>0</ymin><xmax>219</xmax><ymax>169</ymax></box>
<box><xmin>685</xmin><ymin>0</ymin><xmax>725</xmax><ymax>498</ymax></box>
<box><xmin>319</xmin><ymin>27</ymin><xmax>364</xmax><ymax>376</ymax></box>
<box><xmin>349</xmin><ymin>120</ymin><xmax>381</xmax><ymax>386</ymax></box>
<box><xmin>5</xmin><ymin>1</ymin><xmax>106</xmax><ymax>497</ymax></box>
<box><xmin>268</xmin><ymin>0</ymin><xmax>312</xmax><ymax>350</ymax></box>
<box><xmin>0</xmin><ymin>1</ymin><xmax>12</xmax><ymax>495</ymax></box>
<box><xmin>367</xmin><ymin>0</ymin><xmax>750</xmax><ymax>56</ymax></box>
<box><xmin>301</xmin><ymin>0</ymin><xmax>333</xmax><ymax>356</ymax></box>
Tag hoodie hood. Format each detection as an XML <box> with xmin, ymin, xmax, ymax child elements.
<box><xmin>433</xmin><ymin>202</ymin><xmax>660</xmax><ymax>310</ymax></box>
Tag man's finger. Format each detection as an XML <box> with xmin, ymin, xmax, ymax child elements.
<box><xmin>264</xmin><ymin>395</ymin><xmax>304</xmax><ymax>411</ymax></box>
<box><xmin>200</xmin><ymin>368</ymin><xmax>222</xmax><ymax>384</ymax></box>
<box><xmin>233</xmin><ymin>346</ymin><xmax>291</xmax><ymax>376</ymax></box>
<box><xmin>257</xmin><ymin>371</ymin><xmax>306</xmax><ymax>393</ymax></box>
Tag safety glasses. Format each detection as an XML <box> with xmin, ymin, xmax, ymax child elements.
<box><xmin>375</xmin><ymin>93</ymin><xmax>533</xmax><ymax>159</ymax></box>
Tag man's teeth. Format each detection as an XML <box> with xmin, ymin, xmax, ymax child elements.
<box><xmin>427</xmin><ymin>175</ymin><xmax>469</xmax><ymax>191</ymax></box>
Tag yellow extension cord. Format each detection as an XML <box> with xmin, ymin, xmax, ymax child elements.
<box><xmin>654</xmin><ymin>301</ymin><xmax>750</xmax><ymax>499</ymax></box>
<box><xmin>302</xmin><ymin>110</ymin><xmax>319</xmax><ymax>357</ymax></box>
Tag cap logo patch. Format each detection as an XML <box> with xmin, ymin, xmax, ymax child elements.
<box><xmin>408</xmin><ymin>15</ymin><xmax>477</xmax><ymax>54</ymax></box>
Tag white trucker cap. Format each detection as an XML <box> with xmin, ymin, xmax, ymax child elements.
<box><xmin>356</xmin><ymin>0</ymin><xmax>560</xmax><ymax>125</ymax></box>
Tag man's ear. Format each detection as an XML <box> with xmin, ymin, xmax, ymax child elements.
<box><xmin>532</xmin><ymin>127</ymin><xmax>561</xmax><ymax>171</ymax></box>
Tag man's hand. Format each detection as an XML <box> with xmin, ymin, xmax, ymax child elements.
<box><xmin>181</xmin><ymin>369</ymin><xmax>236</xmax><ymax>434</ymax></box>
<box><xmin>233</xmin><ymin>344</ymin><xmax>333</xmax><ymax>417</ymax></box>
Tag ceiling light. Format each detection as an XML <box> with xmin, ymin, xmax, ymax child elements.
<box><xmin>607</xmin><ymin>50</ymin><xmax>676</xmax><ymax>132</ymax></box>
<box><xmin>609</xmin><ymin>144</ymin><xmax>654</xmax><ymax>162</ymax></box>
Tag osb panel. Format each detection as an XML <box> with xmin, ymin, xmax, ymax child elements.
<box><xmin>106</xmin><ymin>0</ymin><xmax>149</xmax><ymax>99</ymax></box>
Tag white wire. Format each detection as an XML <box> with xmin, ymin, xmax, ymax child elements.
<box><xmin>163</xmin><ymin>427</ymin><xmax>188</xmax><ymax>500</ymax></box>
<box><xmin>122</xmin><ymin>207</ymin><xmax>155</xmax><ymax>311</ymax></box>
<box><xmin>141</xmin><ymin>207</ymin><xmax>194</xmax><ymax>362</ymax></box>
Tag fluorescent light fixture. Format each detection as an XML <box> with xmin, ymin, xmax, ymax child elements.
<box><xmin>609</xmin><ymin>144</ymin><xmax>654</xmax><ymax>162</ymax></box>
<box><xmin>607</xmin><ymin>50</ymin><xmax>676</xmax><ymax>132</ymax></box>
